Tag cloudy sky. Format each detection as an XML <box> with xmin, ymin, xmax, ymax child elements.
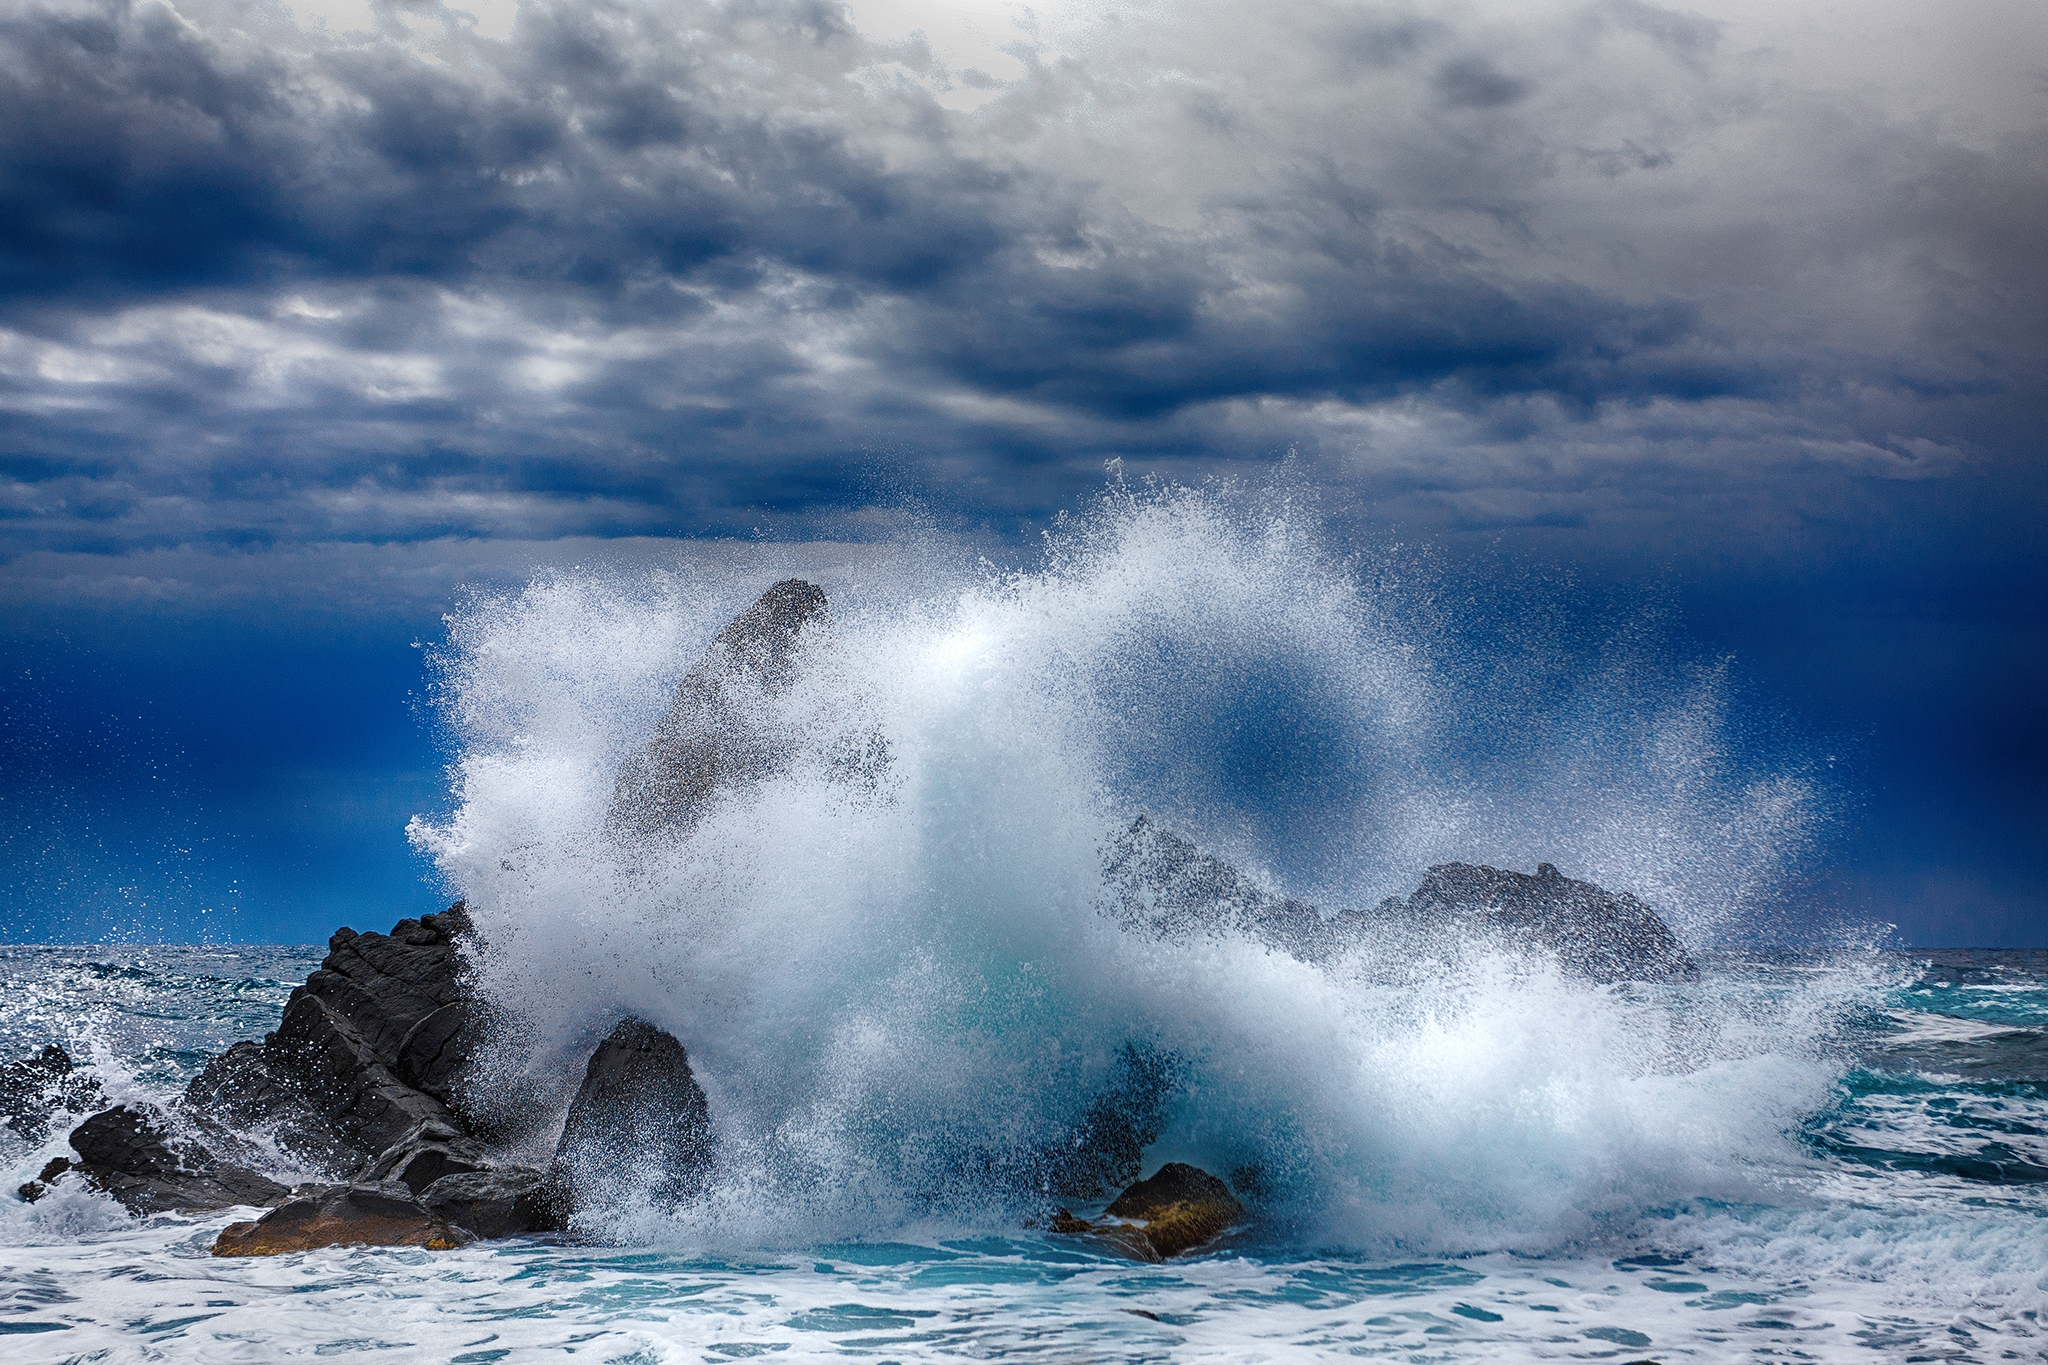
<box><xmin>2</xmin><ymin>0</ymin><xmax>2042</xmax><ymax>943</ymax></box>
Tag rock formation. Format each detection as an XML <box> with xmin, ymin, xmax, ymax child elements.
<box><xmin>606</xmin><ymin>577</ymin><xmax>829</xmax><ymax>842</ymax></box>
<box><xmin>549</xmin><ymin>1018</ymin><xmax>713</xmax><ymax>1213</ymax></box>
<box><xmin>1106</xmin><ymin>815</ymin><xmax>1697</xmax><ymax>983</ymax></box>
<box><xmin>1053</xmin><ymin>1162</ymin><xmax>1246</xmax><ymax>1260</ymax></box>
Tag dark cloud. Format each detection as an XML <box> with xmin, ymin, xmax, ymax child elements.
<box><xmin>0</xmin><ymin>0</ymin><xmax>2040</xmax><ymax>564</ymax></box>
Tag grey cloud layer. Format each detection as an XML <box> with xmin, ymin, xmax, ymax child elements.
<box><xmin>1</xmin><ymin>0</ymin><xmax>2042</xmax><ymax>561</ymax></box>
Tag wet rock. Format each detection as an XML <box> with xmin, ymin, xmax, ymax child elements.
<box><xmin>0</xmin><ymin>1044</ymin><xmax>103</xmax><ymax>1143</ymax></box>
<box><xmin>606</xmin><ymin>578</ymin><xmax>829</xmax><ymax>842</ymax></box>
<box><xmin>211</xmin><ymin>1181</ymin><xmax>474</xmax><ymax>1256</ymax></box>
<box><xmin>361</xmin><ymin>1118</ymin><xmax>490</xmax><ymax>1194</ymax></box>
<box><xmin>1044</xmin><ymin>1042</ymin><xmax>1183</xmax><ymax>1199</ymax></box>
<box><xmin>1054</xmin><ymin>1162</ymin><xmax>1245</xmax><ymax>1261</ymax></box>
<box><xmin>68</xmin><ymin>1104</ymin><xmax>290</xmax><ymax>1214</ymax></box>
<box><xmin>185</xmin><ymin>903</ymin><xmax>480</xmax><ymax>1172</ymax></box>
<box><xmin>1394</xmin><ymin>862</ymin><xmax>1699</xmax><ymax>983</ymax></box>
<box><xmin>551</xmin><ymin>1019</ymin><xmax>712</xmax><ymax>1211</ymax></box>
<box><xmin>420</xmin><ymin>1166</ymin><xmax>557</xmax><ymax>1239</ymax></box>
<box><xmin>1104</xmin><ymin>816</ymin><xmax>1337</xmax><ymax>958</ymax></box>
<box><xmin>17</xmin><ymin>1156</ymin><xmax>71</xmax><ymax>1203</ymax></box>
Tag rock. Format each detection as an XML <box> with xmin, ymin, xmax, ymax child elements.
<box><xmin>1054</xmin><ymin>1162</ymin><xmax>1245</xmax><ymax>1261</ymax></box>
<box><xmin>68</xmin><ymin>1104</ymin><xmax>290</xmax><ymax>1214</ymax></box>
<box><xmin>361</xmin><ymin>1119</ymin><xmax>490</xmax><ymax>1194</ymax></box>
<box><xmin>1044</xmin><ymin>1041</ymin><xmax>1182</xmax><ymax>1198</ymax></box>
<box><xmin>185</xmin><ymin>903</ymin><xmax>480</xmax><ymax>1171</ymax></box>
<box><xmin>1105</xmin><ymin>816</ymin><xmax>1698</xmax><ymax>984</ymax></box>
<box><xmin>210</xmin><ymin>1181</ymin><xmax>474</xmax><ymax>1256</ymax></box>
<box><xmin>1393</xmin><ymin>862</ymin><xmax>1700</xmax><ymax>983</ymax></box>
<box><xmin>551</xmin><ymin>1019</ymin><xmax>712</xmax><ymax>1212</ymax></box>
<box><xmin>0</xmin><ymin>1044</ymin><xmax>102</xmax><ymax>1143</ymax></box>
<box><xmin>17</xmin><ymin>1156</ymin><xmax>71</xmax><ymax>1203</ymax></box>
<box><xmin>606</xmin><ymin>578</ymin><xmax>829</xmax><ymax>842</ymax></box>
<box><xmin>419</xmin><ymin>1166</ymin><xmax>557</xmax><ymax>1239</ymax></box>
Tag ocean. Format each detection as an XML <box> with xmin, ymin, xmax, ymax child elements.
<box><xmin>1</xmin><ymin>944</ymin><xmax>2044</xmax><ymax>1361</ymax></box>
<box><xmin>4</xmin><ymin>490</ymin><xmax>2044</xmax><ymax>1361</ymax></box>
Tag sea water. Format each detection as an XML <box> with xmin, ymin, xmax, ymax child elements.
<box><xmin>3</xmin><ymin>486</ymin><xmax>2044</xmax><ymax>1361</ymax></box>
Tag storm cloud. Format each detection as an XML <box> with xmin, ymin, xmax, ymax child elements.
<box><xmin>1</xmin><ymin>0</ymin><xmax>2041</xmax><ymax>562</ymax></box>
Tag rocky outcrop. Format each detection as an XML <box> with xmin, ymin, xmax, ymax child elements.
<box><xmin>1106</xmin><ymin>816</ymin><xmax>1697</xmax><ymax>984</ymax></box>
<box><xmin>68</xmin><ymin>1104</ymin><xmax>290</xmax><ymax>1214</ymax></box>
<box><xmin>0</xmin><ymin>1044</ymin><xmax>101</xmax><ymax>1144</ymax></box>
<box><xmin>212</xmin><ymin>1181</ymin><xmax>473</xmax><ymax>1256</ymax></box>
<box><xmin>551</xmin><ymin>1019</ymin><xmax>712</xmax><ymax>1213</ymax></box>
<box><xmin>361</xmin><ymin>1119</ymin><xmax>489</xmax><ymax>1194</ymax></box>
<box><xmin>183</xmin><ymin>904</ymin><xmax>478</xmax><ymax>1172</ymax></box>
<box><xmin>1053</xmin><ymin>1162</ymin><xmax>1245</xmax><ymax>1261</ymax></box>
<box><xmin>606</xmin><ymin>578</ymin><xmax>829</xmax><ymax>842</ymax></box>
<box><xmin>1392</xmin><ymin>862</ymin><xmax>1699</xmax><ymax>983</ymax></box>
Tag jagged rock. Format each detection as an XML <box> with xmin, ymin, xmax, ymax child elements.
<box><xmin>1393</xmin><ymin>862</ymin><xmax>1699</xmax><ymax>983</ymax></box>
<box><xmin>1053</xmin><ymin>1162</ymin><xmax>1245</xmax><ymax>1261</ymax></box>
<box><xmin>551</xmin><ymin>1019</ymin><xmax>712</xmax><ymax>1212</ymax></box>
<box><xmin>211</xmin><ymin>1181</ymin><xmax>473</xmax><ymax>1256</ymax></box>
<box><xmin>420</xmin><ymin>1166</ymin><xmax>557</xmax><ymax>1239</ymax></box>
<box><xmin>1106</xmin><ymin>816</ymin><xmax>1697</xmax><ymax>984</ymax></box>
<box><xmin>68</xmin><ymin>1104</ymin><xmax>289</xmax><ymax>1214</ymax></box>
<box><xmin>606</xmin><ymin>578</ymin><xmax>829</xmax><ymax>842</ymax></box>
<box><xmin>0</xmin><ymin>1044</ymin><xmax>102</xmax><ymax>1143</ymax></box>
<box><xmin>17</xmin><ymin>1156</ymin><xmax>71</xmax><ymax>1202</ymax></box>
<box><xmin>184</xmin><ymin>903</ymin><xmax>479</xmax><ymax>1172</ymax></box>
<box><xmin>361</xmin><ymin>1119</ymin><xmax>489</xmax><ymax>1194</ymax></box>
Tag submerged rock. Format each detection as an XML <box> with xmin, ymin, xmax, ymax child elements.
<box><xmin>0</xmin><ymin>1044</ymin><xmax>102</xmax><ymax>1144</ymax></box>
<box><xmin>551</xmin><ymin>1019</ymin><xmax>712</xmax><ymax>1213</ymax></box>
<box><xmin>211</xmin><ymin>1181</ymin><xmax>473</xmax><ymax>1256</ymax></box>
<box><xmin>1054</xmin><ymin>1162</ymin><xmax>1245</xmax><ymax>1261</ymax></box>
<box><xmin>606</xmin><ymin>577</ymin><xmax>829</xmax><ymax>842</ymax></box>
<box><xmin>68</xmin><ymin>1104</ymin><xmax>289</xmax><ymax>1214</ymax></box>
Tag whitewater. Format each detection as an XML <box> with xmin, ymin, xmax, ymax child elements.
<box><xmin>4</xmin><ymin>485</ymin><xmax>2045</xmax><ymax>1361</ymax></box>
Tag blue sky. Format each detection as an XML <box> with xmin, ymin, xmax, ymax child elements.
<box><xmin>1</xmin><ymin>0</ymin><xmax>2042</xmax><ymax>944</ymax></box>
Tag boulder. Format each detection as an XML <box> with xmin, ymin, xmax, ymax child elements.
<box><xmin>551</xmin><ymin>1019</ymin><xmax>712</xmax><ymax>1212</ymax></box>
<box><xmin>0</xmin><ymin>1044</ymin><xmax>102</xmax><ymax>1143</ymax></box>
<box><xmin>211</xmin><ymin>1181</ymin><xmax>473</xmax><ymax>1256</ymax></box>
<box><xmin>1053</xmin><ymin>1162</ymin><xmax>1245</xmax><ymax>1261</ymax></box>
<box><xmin>68</xmin><ymin>1104</ymin><xmax>289</xmax><ymax>1214</ymax></box>
<box><xmin>17</xmin><ymin>1156</ymin><xmax>71</xmax><ymax>1203</ymax></box>
<box><xmin>606</xmin><ymin>578</ymin><xmax>829</xmax><ymax>842</ymax></box>
<box><xmin>419</xmin><ymin>1166</ymin><xmax>557</xmax><ymax>1239</ymax></box>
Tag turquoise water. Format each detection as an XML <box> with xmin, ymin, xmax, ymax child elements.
<box><xmin>2</xmin><ymin>944</ymin><xmax>2044</xmax><ymax>1362</ymax></box>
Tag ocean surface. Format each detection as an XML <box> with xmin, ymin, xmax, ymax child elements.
<box><xmin>6</xmin><ymin>493</ymin><xmax>2045</xmax><ymax>1361</ymax></box>
<box><xmin>2</xmin><ymin>944</ymin><xmax>2044</xmax><ymax>1363</ymax></box>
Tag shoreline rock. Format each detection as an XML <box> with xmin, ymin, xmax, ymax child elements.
<box><xmin>550</xmin><ymin>1018</ymin><xmax>713</xmax><ymax>1214</ymax></box>
<box><xmin>1053</xmin><ymin>1162</ymin><xmax>1246</xmax><ymax>1261</ymax></box>
<box><xmin>212</xmin><ymin>1182</ymin><xmax>474</xmax><ymax>1256</ymax></box>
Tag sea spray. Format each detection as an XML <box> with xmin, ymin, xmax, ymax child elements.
<box><xmin>411</xmin><ymin>482</ymin><xmax>1865</xmax><ymax>1250</ymax></box>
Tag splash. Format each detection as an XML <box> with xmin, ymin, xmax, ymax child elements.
<box><xmin>411</xmin><ymin>482</ymin><xmax>1866</xmax><ymax>1250</ymax></box>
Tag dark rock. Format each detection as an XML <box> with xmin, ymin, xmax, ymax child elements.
<box><xmin>68</xmin><ymin>1104</ymin><xmax>289</xmax><ymax>1214</ymax></box>
<box><xmin>419</xmin><ymin>1166</ymin><xmax>557</xmax><ymax>1239</ymax></box>
<box><xmin>1055</xmin><ymin>1162</ymin><xmax>1245</xmax><ymax>1261</ymax></box>
<box><xmin>17</xmin><ymin>1156</ymin><xmax>71</xmax><ymax>1202</ymax></box>
<box><xmin>551</xmin><ymin>1019</ymin><xmax>712</xmax><ymax>1212</ymax></box>
<box><xmin>606</xmin><ymin>578</ymin><xmax>829</xmax><ymax>842</ymax></box>
<box><xmin>1106</xmin><ymin>816</ymin><xmax>1698</xmax><ymax>984</ymax></box>
<box><xmin>1045</xmin><ymin>1041</ymin><xmax>1183</xmax><ymax>1198</ymax></box>
<box><xmin>0</xmin><ymin>1044</ymin><xmax>103</xmax><ymax>1143</ymax></box>
<box><xmin>361</xmin><ymin>1119</ymin><xmax>489</xmax><ymax>1194</ymax></box>
<box><xmin>211</xmin><ymin>1181</ymin><xmax>473</xmax><ymax>1256</ymax></box>
<box><xmin>185</xmin><ymin>903</ymin><xmax>480</xmax><ymax>1172</ymax></box>
<box><xmin>1393</xmin><ymin>862</ymin><xmax>1699</xmax><ymax>983</ymax></box>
